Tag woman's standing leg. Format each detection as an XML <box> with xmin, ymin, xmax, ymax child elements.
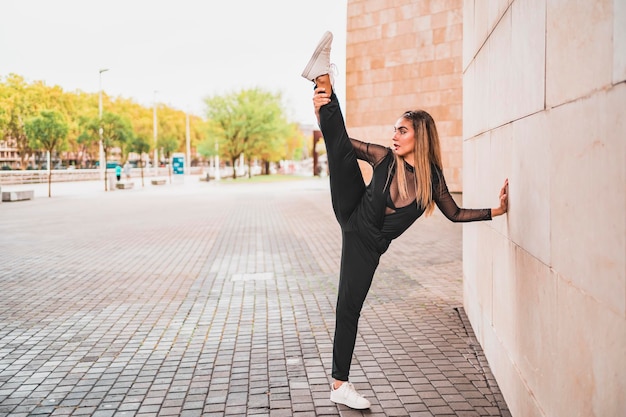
<box><xmin>332</xmin><ymin>232</ymin><xmax>380</xmax><ymax>381</ymax></box>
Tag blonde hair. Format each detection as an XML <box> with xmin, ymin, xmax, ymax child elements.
<box><xmin>394</xmin><ymin>110</ymin><xmax>443</xmax><ymax>216</ymax></box>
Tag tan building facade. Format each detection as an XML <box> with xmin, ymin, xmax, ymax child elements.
<box><xmin>346</xmin><ymin>0</ymin><xmax>625</xmax><ymax>416</ymax></box>
<box><xmin>345</xmin><ymin>0</ymin><xmax>464</xmax><ymax>190</ymax></box>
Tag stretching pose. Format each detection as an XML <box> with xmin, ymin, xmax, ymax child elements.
<box><xmin>301</xmin><ymin>31</ymin><xmax>508</xmax><ymax>410</ymax></box>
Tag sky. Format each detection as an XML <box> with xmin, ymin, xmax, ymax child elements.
<box><xmin>1</xmin><ymin>0</ymin><xmax>347</xmax><ymax>127</ymax></box>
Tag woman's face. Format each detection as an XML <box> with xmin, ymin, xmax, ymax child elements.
<box><xmin>392</xmin><ymin>117</ymin><xmax>415</xmax><ymax>161</ymax></box>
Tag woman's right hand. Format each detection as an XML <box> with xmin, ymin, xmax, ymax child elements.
<box><xmin>313</xmin><ymin>87</ymin><xmax>331</xmax><ymax>123</ymax></box>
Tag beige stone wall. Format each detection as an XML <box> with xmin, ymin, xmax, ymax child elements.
<box><xmin>345</xmin><ymin>0</ymin><xmax>464</xmax><ymax>190</ymax></box>
<box><xmin>462</xmin><ymin>1</ymin><xmax>625</xmax><ymax>416</ymax></box>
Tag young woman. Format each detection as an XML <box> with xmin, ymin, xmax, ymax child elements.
<box><xmin>301</xmin><ymin>31</ymin><xmax>508</xmax><ymax>410</ymax></box>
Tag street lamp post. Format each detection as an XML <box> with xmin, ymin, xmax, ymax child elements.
<box><xmin>185</xmin><ymin>112</ymin><xmax>191</xmax><ymax>176</ymax></box>
<box><xmin>98</xmin><ymin>68</ymin><xmax>109</xmax><ymax>183</ymax></box>
<box><xmin>153</xmin><ymin>91</ymin><xmax>158</xmax><ymax>174</ymax></box>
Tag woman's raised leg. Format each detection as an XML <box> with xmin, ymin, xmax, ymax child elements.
<box><xmin>316</xmin><ymin>76</ymin><xmax>366</xmax><ymax>226</ymax></box>
<box><xmin>302</xmin><ymin>32</ymin><xmax>366</xmax><ymax>226</ymax></box>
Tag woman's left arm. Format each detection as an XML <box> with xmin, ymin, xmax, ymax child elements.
<box><xmin>434</xmin><ymin>170</ymin><xmax>508</xmax><ymax>222</ymax></box>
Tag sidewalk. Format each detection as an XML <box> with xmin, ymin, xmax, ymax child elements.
<box><xmin>0</xmin><ymin>176</ymin><xmax>510</xmax><ymax>417</ymax></box>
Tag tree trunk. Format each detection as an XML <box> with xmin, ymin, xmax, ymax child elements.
<box><xmin>231</xmin><ymin>158</ymin><xmax>237</xmax><ymax>179</ymax></box>
<box><xmin>18</xmin><ymin>134</ymin><xmax>30</xmax><ymax>170</ymax></box>
<box><xmin>140</xmin><ymin>160</ymin><xmax>145</xmax><ymax>187</ymax></box>
<box><xmin>20</xmin><ymin>152</ymin><xmax>30</xmax><ymax>170</ymax></box>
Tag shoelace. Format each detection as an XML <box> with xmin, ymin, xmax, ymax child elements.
<box><xmin>343</xmin><ymin>382</ymin><xmax>364</xmax><ymax>400</ymax></box>
<box><xmin>328</xmin><ymin>63</ymin><xmax>338</xmax><ymax>86</ymax></box>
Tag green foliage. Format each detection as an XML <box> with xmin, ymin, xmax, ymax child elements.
<box><xmin>0</xmin><ymin>74</ymin><xmax>212</xmax><ymax>169</ymax></box>
<box><xmin>77</xmin><ymin>115</ymin><xmax>99</xmax><ymax>147</ymax></box>
<box><xmin>129</xmin><ymin>134</ymin><xmax>152</xmax><ymax>185</ymax></box>
<box><xmin>1</xmin><ymin>74</ymin><xmax>307</xmax><ymax>173</ymax></box>
<box><xmin>24</xmin><ymin>109</ymin><xmax>69</xmax><ymax>197</ymax></box>
<box><xmin>157</xmin><ymin>135</ymin><xmax>179</xmax><ymax>160</ymax></box>
<box><xmin>25</xmin><ymin>110</ymin><xmax>69</xmax><ymax>154</ymax></box>
<box><xmin>0</xmin><ymin>75</ymin><xmax>36</xmax><ymax>168</ymax></box>
<box><xmin>101</xmin><ymin>112</ymin><xmax>133</xmax><ymax>153</ymax></box>
<box><xmin>130</xmin><ymin>135</ymin><xmax>151</xmax><ymax>160</ymax></box>
<box><xmin>197</xmin><ymin>137</ymin><xmax>218</xmax><ymax>158</ymax></box>
<box><xmin>201</xmin><ymin>88</ymin><xmax>296</xmax><ymax>178</ymax></box>
<box><xmin>78</xmin><ymin>112</ymin><xmax>133</xmax><ymax>155</ymax></box>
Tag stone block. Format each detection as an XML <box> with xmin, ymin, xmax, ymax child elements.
<box><xmin>2</xmin><ymin>190</ymin><xmax>34</xmax><ymax>201</ymax></box>
<box><xmin>546</xmin><ymin>0</ymin><xmax>613</xmax><ymax>106</ymax></box>
<box><xmin>115</xmin><ymin>182</ymin><xmax>134</xmax><ymax>189</ymax></box>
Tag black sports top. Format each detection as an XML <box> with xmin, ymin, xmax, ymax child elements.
<box><xmin>350</xmin><ymin>138</ymin><xmax>492</xmax><ymax>240</ymax></box>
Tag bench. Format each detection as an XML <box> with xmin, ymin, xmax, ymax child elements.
<box><xmin>115</xmin><ymin>182</ymin><xmax>134</xmax><ymax>190</ymax></box>
<box><xmin>151</xmin><ymin>179</ymin><xmax>167</xmax><ymax>185</ymax></box>
<box><xmin>2</xmin><ymin>190</ymin><xmax>35</xmax><ymax>202</ymax></box>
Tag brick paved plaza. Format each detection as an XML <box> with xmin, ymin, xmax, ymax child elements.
<box><xmin>0</xmin><ymin>177</ymin><xmax>510</xmax><ymax>417</ymax></box>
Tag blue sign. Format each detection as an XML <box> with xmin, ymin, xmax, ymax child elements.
<box><xmin>172</xmin><ymin>154</ymin><xmax>184</xmax><ymax>175</ymax></box>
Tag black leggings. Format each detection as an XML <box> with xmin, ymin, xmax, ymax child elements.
<box><xmin>319</xmin><ymin>93</ymin><xmax>383</xmax><ymax>381</ymax></box>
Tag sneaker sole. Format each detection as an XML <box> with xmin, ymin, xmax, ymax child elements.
<box><xmin>330</xmin><ymin>398</ymin><xmax>370</xmax><ymax>410</ymax></box>
<box><xmin>330</xmin><ymin>396</ymin><xmax>370</xmax><ymax>410</ymax></box>
<box><xmin>301</xmin><ymin>31</ymin><xmax>333</xmax><ymax>80</ymax></box>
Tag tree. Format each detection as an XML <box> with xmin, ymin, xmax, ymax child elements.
<box><xmin>1</xmin><ymin>74</ymin><xmax>211</xmax><ymax>172</ymax></box>
<box><xmin>129</xmin><ymin>135</ymin><xmax>151</xmax><ymax>187</ymax></box>
<box><xmin>157</xmin><ymin>135</ymin><xmax>179</xmax><ymax>183</ymax></box>
<box><xmin>248</xmin><ymin>118</ymin><xmax>303</xmax><ymax>176</ymax></box>
<box><xmin>63</xmin><ymin>90</ymin><xmax>97</xmax><ymax>168</ymax></box>
<box><xmin>0</xmin><ymin>75</ymin><xmax>35</xmax><ymax>169</ymax></box>
<box><xmin>76</xmin><ymin>114</ymin><xmax>98</xmax><ymax>167</ymax></box>
<box><xmin>24</xmin><ymin>110</ymin><xmax>69</xmax><ymax>197</ymax></box>
<box><xmin>0</xmin><ymin>74</ymin><xmax>86</xmax><ymax>169</ymax></box>
<box><xmin>202</xmin><ymin>88</ymin><xmax>291</xmax><ymax>179</ymax></box>
<box><xmin>284</xmin><ymin>123</ymin><xmax>307</xmax><ymax>161</ymax></box>
<box><xmin>79</xmin><ymin>111</ymin><xmax>134</xmax><ymax>191</ymax></box>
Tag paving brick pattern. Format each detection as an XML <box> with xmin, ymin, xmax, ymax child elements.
<box><xmin>0</xmin><ymin>178</ymin><xmax>511</xmax><ymax>416</ymax></box>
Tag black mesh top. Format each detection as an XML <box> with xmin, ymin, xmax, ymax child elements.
<box><xmin>350</xmin><ymin>138</ymin><xmax>492</xmax><ymax>240</ymax></box>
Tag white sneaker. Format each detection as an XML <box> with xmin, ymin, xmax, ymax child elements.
<box><xmin>330</xmin><ymin>382</ymin><xmax>371</xmax><ymax>410</ymax></box>
<box><xmin>301</xmin><ymin>31</ymin><xmax>334</xmax><ymax>82</ymax></box>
